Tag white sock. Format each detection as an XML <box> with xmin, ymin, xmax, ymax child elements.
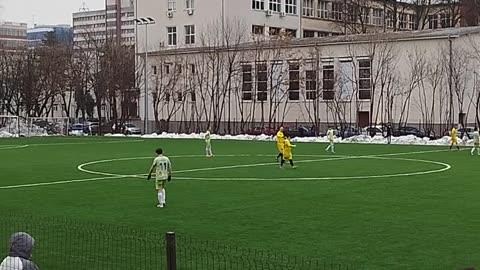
<box><xmin>326</xmin><ymin>145</ymin><xmax>330</xmax><ymax>151</ymax></box>
<box><xmin>331</xmin><ymin>144</ymin><xmax>335</xmax><ymax>152</ymax></box>
<box><xmin>472</xmin><ymin>148</ymin><xmax>475</xmax><ymax>155</ymax></box>
<box><xmin>157</xmin><ymin>192</ymin><xmax>163</xmax><ymax>205</ymax></box>
<box><xmin>162</xmin><ymin>189</ymin><xmax>166</xmax><ymax>204</ymax></box>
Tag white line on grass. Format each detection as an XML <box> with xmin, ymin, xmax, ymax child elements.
<box><xmin>0</xmin><ymin>145</ymin><xmax>28</xmax><ymax>150</ymax></box>
<box><xmin>0</xmin><ymin>175</ymin><xmax>127</xmax><ymax>190</ymax></box>
<box><xmin>0</xmin><ymin>149</ymin><xmax>455</xmax><ymax>189</ymax></box>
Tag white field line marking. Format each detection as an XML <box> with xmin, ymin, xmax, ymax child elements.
<box><xmin>171</xmin><ymin>157</ymin><xmax>451</xmax><ymax>181</ymax></box>
<box><xmin>0</xmin><ymin>175</ymin><xmax>127</xmax><ymax>190</ymax></box>
<box><xmin>27</xmin><ymin>140</ymin><xmax>144</xmax><ymax>147</ymax></box>
<box><xmin>0</xmin><ymin>145</ymin><xmax>28</xmax><ymax>150</ymax></box>
<box><xmin>77</xmin><ymin>154</ymin><xmax>350</xmax><ymax>178</ymax></box>
<box><xmin>0</xmin><ymin>149</ymin><xmax>453</xmax><ymax>189</ymax></box>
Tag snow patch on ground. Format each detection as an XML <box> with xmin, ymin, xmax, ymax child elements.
<box><xmin>0</xmin><ymin>119</ymin><xmax>48</xmax><ymax>137</ymax></box>
<box><xmin>104</xmin><ymin>132</ymin><xmax>471</xmax><ymax>146</ymax></box>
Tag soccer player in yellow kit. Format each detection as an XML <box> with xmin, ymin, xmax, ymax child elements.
<box><xmin>276</xmin><ymin>127</ymin><xmax>285</xmax><ymax>162</ymax></box>
<box><xmin>450</xmin><ymin>126</ymin><xmax>460</xmax><ymax>150</ymax></box>
<box><xmin>281</xmin><ymin>136</ymin><xmax>296</xmax><ymax>168</ymax></box>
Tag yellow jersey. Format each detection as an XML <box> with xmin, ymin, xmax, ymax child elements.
<box><xmin>451</xmin><ymin>128</ymin><xmax>457</xmax><ymax>139</ymax></box>
<box><xmin>276</xmin><ymin>131</ymin><xmax>284</xmax><ymax>145</ymax></box>
<box><xmin>283</xmin><ymin>139</ymin><xmax>296</xmax><ymax>159</ymax></box>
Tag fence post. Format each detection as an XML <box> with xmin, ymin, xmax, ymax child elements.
<box><xmin>166</xmin><ymin>232</ymin><xmax>176</xmax><ymax>270</ymax></box>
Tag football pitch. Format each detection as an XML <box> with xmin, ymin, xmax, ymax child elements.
<box><xmin>0</xmin><ymin>137</ymin><xmax>479</xmax><ymax>269</ymax></box>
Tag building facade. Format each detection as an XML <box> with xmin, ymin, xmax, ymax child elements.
<box><xmin>135</xmin><ymin>27</ymin><xmax>480</xmax><ymax>135</ymax></box>
<box><xmin>27</xmin><ymin>25</ymin><xmax>73</xmax><ymax>47</ymax></box>
<box><xmin>73</xmin><ymin>0</ymin><xmax>136</xmax><ymax>48</ymax></box>
<box><xmin>0</xmin><ymin>21</ymin><xmax>27</xmax><ymax>49</ymax></box>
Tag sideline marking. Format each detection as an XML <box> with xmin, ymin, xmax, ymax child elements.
<box><xmin>0</xmin><ymin>145</ymin><xmax>28</xmax><ymax>150</ymax></box>
<box><xmin>0</xmin><ymin>175</ymin><xmax>127</xmax><ymax>190</ymax></box>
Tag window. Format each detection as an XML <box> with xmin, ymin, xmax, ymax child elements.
<box><xmin>288</xmin><ymin>63</ymin><xmax>300</xmax><ymax>101</ymax></box>
<box><xmin>285</xmin><ymin>28</ymin><xmax>297</xmax><ymax>37</ymax></box>
<box><xmin>153</xmin><ymin>65</ymin><xmax>158</xmax><ymax>75</ymax></box>
<box><xmin>167</xmin><ymin>27</ymin><xmax>177</xmax><ymax>46</ymax></box>
<box><xmin>361</xmin><ymin>7</ymin><xmax>370</xmax><ymax>25</ymax></box>
<box><xmin>317</xmin><ymin>1</ymin><xmax>328</xmax><ymax>19</ymax></box>
<box><xmin>339</xmin><ymin>60</ymin><xmax>354</xmax><ymax>99</ymax></box>
<box><xmin>408</xmin><ymin>14</ymin><xmax>416</xmax><ymax>30</ymax></box>
<box><xmin>372</xmin><ymin>9</ymin><xmax>383</xmax><ymax>26</ymax></box>
<box><xmin>322</xmin><ymin>64</ymin><xmax>335</xmax><ymax>100</ymax></box>
<box><xmin>285</xmin><ymin>0</ymin><xmax>297</xmax><ymax>14</ymax></box>
<box><xmin>165</xmin><ymin>92</ymin><xmax>171</xmax><ymax>102</ymax></box>
<box><xmin>176</xmin><ymin>64</ymin><xmax>182</xmax><ymax>74</ymax></box>
<box><xmin>186</xmin><ymin>0</ymin><xmax>194</xmax><ymax>9</ymax></box>
<box><xmin>185</xmin><ymin>25</ymin><xmax>195</xmax><ymax>45</ymax></box>
<box><xmin>190</xmin><ymin>64</ymin><xmax>196</xmax><ymax>74</ymax></box>
<box><xmin>304</xmin><ymin>30</ymin><xmax>315</xmax><ymax>37</ymax></box>
<box><xmin>331</xmin><ymin>3</ymin><xmax>343</xmax><ymax>21</ymax></box>
<box><xmin>252</xmin><ymin>0</ymin><xmax>265</xmax><ymax>10</ymax></box>
<box><xmin>164</xmin><ymin>64</ymin><xmax>171</xmax><ymax>74</ymax></box>
<box><xmin>177</xmin><ymin>92</ymin><xmax>183</xmax><ymax>101</ymax></box>
<box><xmin>252</xmin><ymin>25</ymin><xmax>265</xmax><ymax>35</ymax></box>
<box><xmin>269</xmin><ymin>27</ymin><xmax>281</xmax><ymax>36</ymax></box>
<box><xmin>318</xmin><ymin>31</ymin><xmax>330</xmax><ymax>37</ymax></box>
<box><xmin>168</xmin><ymin>0</ymin><xmax>176</xmax><ymax>11</ymax></box>
<box><xmin>398</xmin><ymin>13</ymin><xmax>407</xmax><ymax>30</ymax></box>
<box><xmin>305</xmin><ymin>69</ymin><xmax>317</xmax><ymax>100</ymax></box>
<box><xmin>256</xmin><ymin>63</ymin><xmax>268</xmax><ymax>101</ymax></box>
<box><xmin>303</xmin><ymin>0</ymin><xmax>314</xmax><ymax>17</ymax></box>
<box><xmin>387</xmin><ymin>11</ymin><xmax>394</xmax><ymax>28</ymax></box>
<box><xmin>242</xmin><ymin>64</ymin><xmax>253</xmax><ymax>101</ymax></box>
<box><xmin>440</xmin><ymin>13</ymin><xmax>451</xmax><ymax>28</ymax></box>
<box><xmin>358</xmin><ymin>59</ymin><xmax>371</xmax><ymax>100</ymax></box>
<box><xmin>428</xmin><ymin>15</ymin><xmax>438</xmax><ymax>29</ymax></box>
<box><xmin>270</xmin><ymin>0</ymin><xmax>281</xmax><ymax>12</ymax></box>
<box><xmin>191</xmin><ymin>91</ymin><xmax>196</xmax><ymax>102</ymax></box>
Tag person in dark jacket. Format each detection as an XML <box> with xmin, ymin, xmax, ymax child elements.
<box><xmin>386</xmin><ymin>124</ymin><xmax>392</xmax><ymax>144</ymax></box>
<box><xmin>0</xmin><ymin>232</ymin><xmax>39</xmax><ymax>270</ymax></box>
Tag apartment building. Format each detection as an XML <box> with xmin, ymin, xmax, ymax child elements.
<box><xmin>73</xmin><ymin>0</ymin><xmax>136</xmax><ymax>48</ymax></box>
<box><xmin>0</xmin><ymin>21</ymin><xmax>28</xmax><ymax>49</ymax></box>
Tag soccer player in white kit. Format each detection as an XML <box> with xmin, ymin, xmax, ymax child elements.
<box><xmin>205</xmin><ymin>128</ymin><xmax>214</xmax><ymax>157</ymax></box>
<box><xmin>471</xmin><ymin>128</ymin><xmax>480</xmax><ymax>156</ymax></box>
<box><xmin>147</xmin><ymin>148</ymin><xmax>172</xmax><ymax>208</ymax></box>
<box><xmin>325</xmin><ymin>127</ymin><xmax>335</xmax><ymax>153</ymax></box>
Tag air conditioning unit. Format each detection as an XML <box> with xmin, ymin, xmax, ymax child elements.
<box><xmin>167</xmin><ymin>11</ymin><xmax>174</xmax><ymax>18</ymax></box>
<box><xmin>280</xmin><ymin>11</ymin><xmax>286</xmax><ymax>17</ymax></box>
<box><xmin>266</xmin><ymin>10</ymin><xmax>274</xmax><ymax>16</ymax></box>
<box><xmin>186</xmin><ymin>8</ymin><xmax>194</xmax><ymax>15</ymax></box>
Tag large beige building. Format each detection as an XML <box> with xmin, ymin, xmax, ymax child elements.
<box><xmin>73</xmin><ymin>0</ymin><xmax>136</xmax><ymax>48</ymax></box>
<box><xmin>136</xmin><ymin>26</ymin><xmax>480</xmax><ymax>135</ymax></box>
<box><xmin>0</xmin><ymin>21</ymin><xmax>28</xmax><ymax>49</ymax></box>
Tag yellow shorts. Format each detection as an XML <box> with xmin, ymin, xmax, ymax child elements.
<box><xmin>451</xmin><ymin>138</ymin><xmax>457</xmax><ymax>144</ymax></box>
<box><xmin>277</xmin><ymin>144</ymin><xmax>284</xmax><ymax>153</ymax></box>
<box><xmin>155</xmin><ymin>179</ymin><xmax>166</xmax><ymax>190</ymax></box>
<box><xmin>283</xmin><ymin>153</ymin><xmax>292</xmax><ymax>160</ymax></box>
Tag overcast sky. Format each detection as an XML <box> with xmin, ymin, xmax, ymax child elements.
<box><xmin>0</xmin><ymin>0</ymin><xmax>105</xmax><ymax>27</ymax></box>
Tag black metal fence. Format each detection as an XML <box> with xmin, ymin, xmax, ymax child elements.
<box><xmin>0</xmin><ymin>212</ymin><xmax>363</xmax><ymax>270</ymax></box>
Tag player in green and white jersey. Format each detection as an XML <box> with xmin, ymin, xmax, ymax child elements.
<box><xmin>205</xmin><ymin>128</ymin><xmax>214</xmax><ymax>157</ymax></box>
<box><xmin>147</xmin><ymin>148</ymin><xmax>172</xmax><ymax>208</ymax></box>
<box><xmin>471</xmin><ymin>127</ymin><xmax>480</xmax><ymax>156</ymax></box>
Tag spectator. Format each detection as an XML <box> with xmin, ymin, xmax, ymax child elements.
<box><xmin>386</xmin><ymin>124</ymin><xmax>392</xmax><ymax>144</ymax></box>
<box><xmin>0</xmin><ymin>232</ymin><xmax>39</xmax><ymax>270</ymax></box>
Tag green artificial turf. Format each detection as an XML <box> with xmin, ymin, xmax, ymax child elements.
<box><xmin>0</xmin><ymin>137</ymin><xmax>479</xmax><ymax>270</ymax></box>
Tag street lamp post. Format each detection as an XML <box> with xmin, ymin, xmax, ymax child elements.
<box><xmin>135</xmin><ymin>17</ymin><xmax>156</xmax><ymax>134</ymax></box>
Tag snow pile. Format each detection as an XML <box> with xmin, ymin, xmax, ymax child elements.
<box><xmin>105</xmin><ymin>132</ymin><xmax>470</xmax><ymax>146</ymax></box>
<box><xmin>0</xmin><ymin>119</ymin><xmax>48</xmax><ymax>137</ymax></box>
